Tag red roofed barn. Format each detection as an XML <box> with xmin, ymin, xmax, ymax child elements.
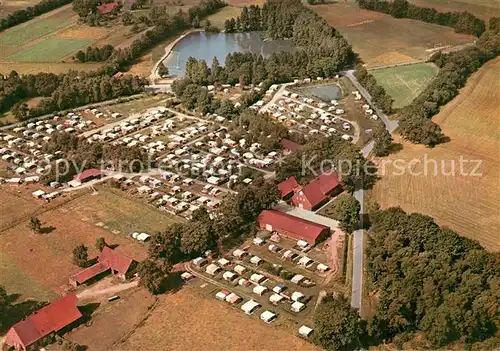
<box><xmin>69</xmin><ymin>247</ymin><xmax>135</xmax><ymax>287</ymax></box>
<box><xmin>292</xmin><ymin>172</ymin><xmax>341</xmax><ymax>210</ymax></box>
<box><xmin>277</xmin><ymin>176</ymin><xmax>299</xmax><ymax>199</ymax></box>
<box><xmin>257</xmin><ymin>209</ymin><xmax>330</xmax><ymax>245</ymax></box>
<box><xmin>73</xmin><ymin>168</ymin><xmax>102</xmax><ymax>183</ymax></box>
<box><xmin>97</xmin><ymin>1</ymin><xmax>119</xmax><ymax>14</ymax></box>
<box><xmin>5</xmin><ymin>293</ymin><xmax>82</xmax><ymax>351</ymax></box>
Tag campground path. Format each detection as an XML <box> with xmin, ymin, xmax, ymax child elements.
<box><xmin>77</xmin><ymin>280</ymin><xmax>139</xmax><ymax>300</ymax></box>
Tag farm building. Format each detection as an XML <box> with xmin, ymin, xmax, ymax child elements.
<box><xmin>97</xmin><ymin>1</ymin><xmax>119</xmax><ymax>14</ymax></box>
<box><xmin>291</xmin><ymin>172</ymin><xmax>341</xmax><ymax>210</ymax></box>
<box><xmin>73</xmin><ymin>169</ymin><xmax>102</xmax><ymax>184</ymax></box>
<box><xmin>69</xmin><ymin>247</ymin><xmax>135</xmax><ymax>286</ymax></box>
<box><xmin>257</xmin><ymin>210</ymin><xmax>330</xmax><ymax>245</ymax></box>
<box><xmin>5</xmin><ymin>293</ymin><xmax>82</xmax><ymax>351</ymax></box>
<box><xmin>277</xmin><ymin>176</ymin><xmax>299</xmax><ymax>199</ymax></box>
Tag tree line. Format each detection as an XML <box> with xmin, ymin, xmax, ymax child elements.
<box><xmin>356</xmin><ymin>0</ymin><xmax>486</xmax><ymax>37</ymax></box>
<box><xmin>75</xmin><ymin>44</ymin><xmax>115</xmax><ymax>63</ymax></box>
<box><xmin>1</xmin><ymin>70</ymin><xmax>147</xmax><ymax>120</ymax></box>
<box><xmin>139</xmin><ymin>180</ymin><xmax>281</xmax><ymax>293</ymax></box>
<box><xmin>0</xmin><ymin>0</ymin><xmax>72</xmax><ymax>31</ymax></box>
<box><xmin>354</xmin><ymin>65</ymin><xmax>393</xmax><ymax>113</ymax></box>
<box><xmin>398</xmin><ymin>18</ymin><xmax>499</xmax><ymax>146</ymax></box>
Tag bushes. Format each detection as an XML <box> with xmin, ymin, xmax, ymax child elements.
<box><xmin>354</xmin><ymin>64</ymin><xmax>393</xmax><ymax>114</ymax></box>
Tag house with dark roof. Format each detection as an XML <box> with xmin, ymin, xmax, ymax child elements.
<box><xmin>69</xmin><ymin>247</ymin><xmax>135</xmax><ymax>287</ymax></box>
<box><xmin>257</xmin><ymin>210</ymin><xmax>330</xmax><ymax>245</ymax></box>
<box><xmin>277</xmin><ymin>176</ymin><xmax>299</xmax><ymax>199</ymax></box>
<box><xmin>291</xmin><ymin>172</ymin><xmax>341</xmax><ymax>210</ymax></box>
<box><xmin>5</xmin><ymin>293</ymin><xmax>82</xmax><ymax>351</ymax></box>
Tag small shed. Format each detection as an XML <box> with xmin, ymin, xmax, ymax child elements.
<box><xmin>206</xmin><ymin>264</ymin><xmax>222</xmax><ymax>276</ymax></box>
<box><xmin>253</xmin><ymin>285</ymin><xmax>268</xmax><ymax>296</ymax></box>
<box><xmin>241</xmin><ymin>300</ymin><xmax>260</xmax><ymax>315</ymax></box>
<box><xmin>260</xmin><ymin>310</ymin><xmax>277</xmax><ymax>324</ymax></box>
<box><xmin>291</xmin><ymin>301</ymin><xmax>305</xmax><ymax>313</ymax></box>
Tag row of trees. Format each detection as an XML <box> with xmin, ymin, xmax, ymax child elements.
<box><xmin>365</xmin><ymin>207</ymin><xmax>500</xmax><ymax>348</ymax></box>
<box><xmin>354</xmin><ymin>64</ymin><xmax>393</xmax><ymax>113</ymax></box>
<box><xmin>140</xmin><ymin>180</ymin><xmax>281</xmax><ymax>293</ymax></box>
<box><xmin>356</xmin><ymin>0</ymin><xmax>486</xmax><ymax>37</ymax></box>
<box><xmin>75</xmin><ymin>44</ymin><xmax>115</xmax><ymax>63</ymax></box>
<box><xmin>224</xmin><ymin>5</ymin><xmax>263</xmax><ymax>32</ymax></box>
<box><xmin>0</xmin><ymin>0</ymin><xmax>72</xmax><ymax>31</ymax></box>
<box><xmin>1</xmin><ymin>70</ymin><xmax>147</xmax><ymax>120</ymax></box>
<box><xmin>398</xmin><ymin>18</ymin><xmax>500</xmax><ymax>146</ymax></box>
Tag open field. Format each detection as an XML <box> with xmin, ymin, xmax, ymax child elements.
<box><xmin>116</xmin><ymin>283</ymin><xmax>319</xmax><ymax>350</ymax></box>
<box><xmin>0</xmin><ymin>187</ymin><xmax>151</xmax><ymax>300</ymax></box>
<box><xmin>0</xmin><ymin>18</ymin><xmax>71</xmax><ymax>45</ymax></box>
<box><xmin>0</xmin><ymin>0</ymin><xmax>42</xmax><ymax>17</ymax></box>
<box><xmin>311</xmin><ymin>2</ymin><xmax>476</xmax><ymax>66</ymax></box>
<box><xmin>371</xmin><ymin>63</ymin><xmax>438</xmax><ymax>108</ymax></box>
<box><xmin>372</xmin><ymin>58</ymin><xmax>500</xmax><ymax>252</ymax></box>
<box><xmin>63</xmin><ymin>187</ymin><xmax>182</xmax><ymax>236</ymax></box>
<box><xmin>413</xmin><ymin>0</ymin><xmax>500</xmax><ymax>20</ymax></box>
<box><xmin>206</xmin><ymin>6</ymin><xmax>242</xmax><ymax>28</ymax></box>
<box><xmin>0</xmin><ymin>61</ymin><xmax>105</xmax><ymax>74</ymax></box>
<box><xmin>7</xmin><ymin>38</ymin><xmax>91</xmax><ymax>62</ymax></box>
<box><xmin>226</xmin><ymin>0</ymin><xmax>266</xmax><ymax>6</ymax></box>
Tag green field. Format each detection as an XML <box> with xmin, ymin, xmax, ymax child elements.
<box><xmin>0</xmin><ymin>19</ymin><xmax>70</xmax><ymax>46</ymax></box>
<box><xmin>371</xmin><ymin>63</ymin><xmax>438</xmax><ymax>109</ymax></box>
<box><xmin>7</xmin><ymin>38</ymin><xmax>91</xmax><ymax>62</ymax></box>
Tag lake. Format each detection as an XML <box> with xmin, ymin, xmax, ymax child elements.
<box><xmin>164</xmin><ymin>31</ymin><xmax>295</xmax><ymax>76</ymax></box>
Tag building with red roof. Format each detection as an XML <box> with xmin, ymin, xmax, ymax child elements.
<box><xmin>5</xmin><ymin>293</ymin><xmax>82</xmax><ymax>350</ymax></box>
<box><xmin>97</xmin><ymin>1</ymin><xmax>119</xmax><ymax>14</ymax></box>
<box><xmin>73</xmin><ymin>168</ymin><xmax>102</xmax><ymax>183</ymax></box>
<box><xmin>292</xmin><ymin>172</ymin><xmax>341</xmax><ymax>211</ymax></box>
<box><xmin>277</xmin><ymin>176</ymin><xmax>299</xmax><ymax>199</ymax></box>
<box><xmin>257</xmin><ymin>210</ymin><xmax>330</xmax><ymax>245</ymax></box>
<box><xmin>69</xmin><ymin>247</ymin><xmax>135</xmax><ymax>287</ymax></box>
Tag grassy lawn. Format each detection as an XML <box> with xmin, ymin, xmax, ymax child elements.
<box><xmin>206</xmin><ymin>6</ymin><xmax>242</xmax><ymax>28</ymax></box>
<box><xmin>7</xmin><ymin>38</ymin><xmax>91</xmax><ymax>62</ymax></box>
<box><xmin>371</xmin><ymin>63</ymin><xmax>438</xmax><ymax>108</ymax></box>
<box><xmin>0</xmin><ymin>18</ymin><xmax>70</xmax><ymax>46</ymax></box>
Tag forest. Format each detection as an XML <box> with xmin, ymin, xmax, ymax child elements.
<box><xmin>398</xmin><ymin>18</ymin><xmax>500</xmax><ymax>146</ymax></box>
<box><xmin>356</xmin><ymin>0</ymin><xmax>485</xmax><ymax>36</ymax></box>
<box><xmin>0</xmin><ymin>0</ymin><xmax>72</xmax><ymax>31</ymax></box>
<box><xmin>365</xmin><ymin>207</ymin><xmax>500</xmax><ymax>349</ymax></box>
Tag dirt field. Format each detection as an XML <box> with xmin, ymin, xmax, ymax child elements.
<box><xmin>372</xmin><ymin>58</ymin><xmax>500</xmax><ymax>252</ymax></box>
<box><xmin>311</xmin><ymin>2</ymin><xmax>476</xmax><ymax>66</ymax></box>
<box><xmin>413</xmin><ymin>0</ymin><xmax>500</xmax><ymax>20</ymax></box>
<box><xmin>115</xmin><ymin>284</ymin><xmax>319</xmax><ymax>351</ymax></box>
<box><xmin>371</xmin><ymin>63</ymin><xmax>439</xmax><ymax>109</ymax></box>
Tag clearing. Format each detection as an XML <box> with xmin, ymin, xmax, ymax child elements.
<box><xmin>311</xmin><ymin>1</ymin><xmax>476</xmax><ymax>67</ymax></box>
<box><xmin>372</xmin><ymin>58</ymin><xmax>500</xmax><ymax>252</ymax></box>
<box><xmin>371</xmin><ymin>63</ymin><xmax>439</xmax><ymax>109</ymax></box>
<box><xmin>115</xmin><ymin>284</ymin><xmax>318</xmax><ymax>350</ymax></box>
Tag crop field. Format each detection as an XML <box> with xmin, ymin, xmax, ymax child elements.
<box><xmin>226</xmin><ymin>0</ymin><xmax>266</xmax><ymax>6</ymax></box>
<box><xmin>116</xmin><ymin>283</ymin><xmax>319</xmax><ymax>350</ymax></box>
<box><xmin>372</xmin><ymin>58</ymin><xmax>500</xmax><ymax>252</ymax></box>
<box><xmin>311</xmin><ymin>2</ymin><xmax>476</xmax><ymax>66</ymax></box>
<box><xmin>0</xmin><ymin>0</ymin><xmax>40</xmax><ymax>17</ymax></box>
<box><xmin>413</xmin><ymin>0</ymin><xmax>500</xmax><ymax>19</ymax></box>
<box><xmin>371</xmin><ymin>63</ymin><xmax>438</xmax><ymax>108</ymax></box>
<box><xmin>0</xmin><ymin>61</ymin><xmax>105</xmax><ymax>74</ymax></box>
<box><xmin>7</xmin><ymin>38</ymin><xmax>92</xmax><ymax>62</ymax></box>
<box><xmin>0</xmin><ymin>18</ymin><xmax>70</xmax><ymax>46</ymax></box>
